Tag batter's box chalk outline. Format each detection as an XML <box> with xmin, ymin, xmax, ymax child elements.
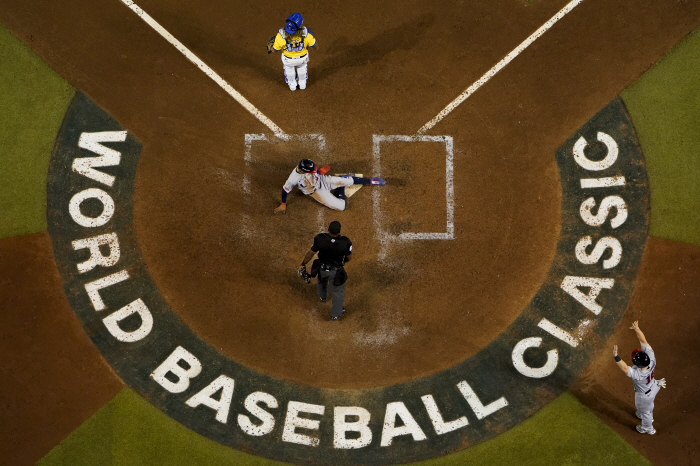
<box><xmin>243</xmin><ymin>134</ymin><xmax>327</xmax><ymax>232</ymax></box>
<box><xmin>372</xmin><ymin>135</ymin><xmax>455</xmax><ymax>256</ymax></box>
<box><xmin>242</xmin><ymin>133</ymin><xmax>326</xmax><ymax>194</ymax></box>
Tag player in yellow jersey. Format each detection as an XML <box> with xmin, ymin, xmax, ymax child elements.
<box><xmin>267</xmin><ymin>13</ymin><xmax>317</xmax><ymax>91</ymax></box>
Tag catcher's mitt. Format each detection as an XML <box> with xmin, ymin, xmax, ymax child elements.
<box><xmin>266</xmin><ymin>36</ymin><xmax>275</xmax><ymax>54</ymax></box>
<box><xmin>298</xmin><ymin>266</ymin><xmax>311</xmax><ymax>284</ymax></box>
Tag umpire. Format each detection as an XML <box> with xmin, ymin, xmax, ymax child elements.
<box><xmin>299</xmin><ymin>221</ymin><xmax>351</xmax><ymax>321</ymax></box>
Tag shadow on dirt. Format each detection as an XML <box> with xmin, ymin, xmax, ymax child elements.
<box><xmin>175</xmin><ymin>12</ymin><xmax>435</xmax><ymax>84</ymax></box>
<box><xmin>313</xmin><ymin>13</ymin><xmax>435</xmax><ymax>82</ymax></box>
<box><xmin>572</xmin><ymin>383</ymin><xmax>639</xmax><ymax>430</ymax></box>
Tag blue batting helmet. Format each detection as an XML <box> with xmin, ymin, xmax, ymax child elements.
<box><xmin>285</xmin><ymin>13</ymin><xmax>303</xmax><ymax>34</ymax></box>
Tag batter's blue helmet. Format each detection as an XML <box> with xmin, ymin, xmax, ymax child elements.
<box><xmin>285</xmin><ymin>13</ymin><xmax>303</xmax><ymax>34</ymax></box>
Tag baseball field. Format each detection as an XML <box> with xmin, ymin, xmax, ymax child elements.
<box><xmin>1</xmin><ymin>0</ymin><xmax>699</xmax><ymax>465</ymax></box>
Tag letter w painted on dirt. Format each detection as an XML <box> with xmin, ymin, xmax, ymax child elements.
<box><xmin>72</xmin><ymin>131</ymin><xmax>127</xmax><ymax>186</ymax></box>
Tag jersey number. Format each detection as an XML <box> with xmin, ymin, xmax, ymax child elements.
<box><xmin>287</xmin><ymin>39</ymin><xmax>304</xmax><ymax>52</ymax></box>
<box><xmin>646</xmin><ymin>370</ymin><xmax>655</xmax><ymax>385</ymax></box>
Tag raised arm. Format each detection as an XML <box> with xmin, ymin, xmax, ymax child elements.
<box><xmin>612</xmin><ymin>345</ymin><xmax>629</xmax><ymax>374</ymax></box>
<box><xmin>629</xmin><ymin>321</ymin><xmax>648</xmax><ymax>347</ymax></box>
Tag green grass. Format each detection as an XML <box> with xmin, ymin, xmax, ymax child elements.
<box><xmin>38</xmin><ymin>389</ymin><xmax>290</xmax><ymax>466</ymax></box>
<box><xmin>0</xmin><ymin>24</ymin><xmax>73</xmax><ymax>238</ymax></box>
<box><xmin>39</xmin><ymin>390</ymin><xmax>648</xmax><ymax>466</ymax></box>
<box><xmin>622</xmin><ymin>26</ymin><xmax>700</xmax><ymax>247</ymax></box>
<box><xmin>407</xmin><ymin>392</ymin><xmax>649</xmax><ymax>466</ymax></box>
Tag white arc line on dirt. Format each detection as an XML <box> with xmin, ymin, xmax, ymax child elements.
<box><xmin>119</xmin><ymin>0</ymin><xmax>289</xmax><ymax>139</ymax></box>
<box><xmin>416</xmin><ymin>0</ymin><xmax>586</xmax><ymax>135</ymax></box>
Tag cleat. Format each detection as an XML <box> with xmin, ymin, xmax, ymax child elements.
<box><xmin>370</xmin><ymin>177</ymin><xmax>385</xmax><ymax>186</ymax></box>
<box><xmin>636</xmin><ymin>425</ymin><xmax>655</xmax><ymax>435</ymax></box>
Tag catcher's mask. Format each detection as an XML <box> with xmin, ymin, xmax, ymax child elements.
<box><xmin>297</xmin><ymin>159</ymin><xmax>316</xmax><ymax>173</ymax></box>
<box><xmin>631</xmin><ymin>349</ymin><xmax>650</xmax><ymax>368</ymax></box>
<box><xmin>297</xmin><ymin>267</ymin><xmax>311</xmax><ymax>284</ymax></box>
<box><xmin>285</xmin><ymin>13</ymin><xmax>303</xmax><ymax>34</ymax></box>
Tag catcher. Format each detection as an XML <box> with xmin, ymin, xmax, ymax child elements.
<box><xmin>266</xmin><ymin>13</ymin><xmax>317</xmax><ymax>91</ymax></box>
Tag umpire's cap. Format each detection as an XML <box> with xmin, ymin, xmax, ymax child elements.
<box><xmin>631</xmin><ymin>349</ymin><xmax>650</xmax><ymax>368</ymax></box>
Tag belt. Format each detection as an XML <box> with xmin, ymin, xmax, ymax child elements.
<box><xmin>320</xmin><ymin>264</ymin><xmax>341</xmax><ymax>271</ymax></box>
<box><xmin>285</xmin><ymin>53</ymin><xmax>307</xmax><ymax>59</ymax></box>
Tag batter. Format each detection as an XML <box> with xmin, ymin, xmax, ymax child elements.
<box><xmin>274</xmin><ymin>159</ymin><xmax>385</xmax><ymax>213</ymax></box>
<box><xmin>612</xmin><ymin>321</ymin><xmax>667</xmax><ymax>434</ymax></box>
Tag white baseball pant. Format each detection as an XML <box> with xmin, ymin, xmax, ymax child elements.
<box><xmin>635</xmin><ymin>381</ymin><xmax>661</xmax><ymax>432</ymax></box>
<box><xmin>282</xmin><ymin>54</ymin><xmax>309</xmax><ymax>90</ymax></box>
<box><xmin>310</xmin><ymin>175</ymin><xmax>353</xmax><ymax>211</ymax></box>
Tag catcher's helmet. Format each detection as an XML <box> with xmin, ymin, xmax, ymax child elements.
<box><xmin>297</xmin><ymin>159</ymin><xmax>316</xmax><ymax>173</ymax></box>
<box><xmin>632</xmin><ymin>349</ymin><xmax>650</xmax><ymax>368</ymax></box>
<box><xmin>285</xmin><ymin>13</ymin><xmax>303</xmax><ymax>34</ymax></box>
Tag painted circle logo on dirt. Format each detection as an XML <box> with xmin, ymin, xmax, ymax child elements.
<box><xmin>47</xmin><ymin>92</ymin><xmax>648</xmax><ymax>465</ymax></box>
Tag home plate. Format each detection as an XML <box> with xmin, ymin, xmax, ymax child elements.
<box><xmin>336</xmin><ymin>174</ymin><xmax>363</xmax><ymax>197</ymax></box>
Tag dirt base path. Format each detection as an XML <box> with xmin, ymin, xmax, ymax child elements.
<box><xmin>0</xmin><ymin>233</ymin><xmax>123</xmax><ymax>465</ymax></box>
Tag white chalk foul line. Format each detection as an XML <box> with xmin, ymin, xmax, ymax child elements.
<box><xmin>119</xmin><ymin>0</ymin><xmax>289</xmax><ymax>139</ymax></box>
<box><xmin>416</xmin><ymin>0</ymin><xmax>586</xmax><ymax>135</ymax></box>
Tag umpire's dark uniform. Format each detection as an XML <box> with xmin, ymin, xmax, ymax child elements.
<box><xmin>303</xmin><ymin>222</ymin><xmax>352</xmax><ymax>320</ymax></box>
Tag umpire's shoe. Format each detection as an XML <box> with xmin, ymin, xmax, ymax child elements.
<box><xmin>331</xmin><ymin>308</ymin><xmax>346</xmax><ymax>321</ymax></box>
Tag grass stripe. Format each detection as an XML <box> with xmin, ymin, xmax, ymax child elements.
<box><xmin>622</xmin><ymin>26</ymin><xmax>700</xmax><ymax>247</ymax></box>
<box><xmin>0</xmin><ymin>24</ymin><xmax>73</xmax><ymax>238</ymax></box>
<box><xmin>38</xmin><ymin>390</ymin><xmax>648</xmax><ymax>466</ymax></box>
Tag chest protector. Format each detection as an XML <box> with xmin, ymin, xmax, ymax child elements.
<box><xmin>279</xmin><ymin>27</ymin><xmax>308</xmax><ymax>53</ymax></box>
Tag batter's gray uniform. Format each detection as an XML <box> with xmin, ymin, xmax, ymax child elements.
<box><xmin>627</xmin><ymin>344</ymin><xmax>660</xmax><ymax>433</ymax></box>
<box><xmin>282</xmin><ymin>170</ymin><xmax>354</xmax><ymax>211</ymax></box>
